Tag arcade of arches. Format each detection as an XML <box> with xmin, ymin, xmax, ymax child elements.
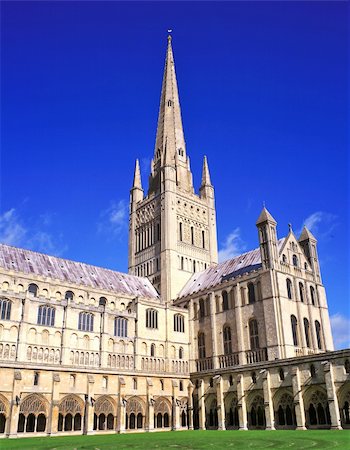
<box><xmin>0</xmin><ymin>356</ymin><xmax>349</xmax><ymax>436</ymax></box>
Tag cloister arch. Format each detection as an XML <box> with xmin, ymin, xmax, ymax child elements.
<box><xmin>205</xmin><ymin>395</ymin><xmax>218</xmax><ymax>429</ymax></box>
<box><xmin>273</xmin><ymin>391</ymin><xmax>296</xmax><ymax>429</ymax></box>
<box><xmin>93</xmin><ymin>395</ymin><xmax>116</xmax><ymax>431</ymax></box>
<box><xmin>17</xmin><ymin>394</ymin><xmax>48</xmax><ymax>433</ymax></box>
<box><xmin>154</xmin><ymin>397</ymin><xmax>171</xmax><ymax>428</ymax></box>
<box><xmin>337</xmin><ymin>384</ymin><xmax>350</xmax><ymax>429</ymax></box>
<box><xmin>304</xmin><ymin>388</ymin><xmax>331</xmax><ymax>428</ymax></box>
<box><xmin>125</xmin><ymin>396</ymin><xmax>145</xmax><ymax>430</ymax></box>
<box><xmin>224</xmin><ymin>393</ymin><xmax>239</xmax><ymax>429</ymax></box>
<box><xmin>0</xmin><ymin>394</ymin><xmax>9</xmax><ymax>434</ymax></box>
<box><xmin>58</xmin><ymin>394</ymin><xmax>84</xmax><ymax>432</ymax></box>
<box><xmin>247</xmin><ymin>394</ymin><xmax>266</xmax><ymax>429</ymax></box>
<box><xmin>179</xmin><ymin>397</ymin><xmax>188</xmax><ymax>428</ymax></box>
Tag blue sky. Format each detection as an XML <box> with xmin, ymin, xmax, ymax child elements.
<box><xmin>1</xmin><ymin>1</ymin><xmax>349</xmax><ymax>348</ymax></box>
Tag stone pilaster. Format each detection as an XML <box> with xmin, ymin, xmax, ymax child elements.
<box><xmin>146</xmin><ymin>378</ymin><xmax>154</xmax><ymax>432</ymax></box>
<box><xmin>118</xmin><ymin>377</ymin><xmax>126</xmax><ymax>433</ymax></box>
<box><xmin>209</xmin><ymin>292</ymin><xmax>219</xmax><ymax>369</ymax></box>
<box><xmin>262</xmin><ymin>370</ymin><xmax>275</xmax><ymax>430</ymax></box>
<box><xmin>85</xmin><ymin>375</ymin><xmax>95</xmax><ymax>434</ymax></box>
<box><xmin>198</xmin><ymin>379</ymin><xmax>206</xmax><ymax>430</ymax></box>
<box><xmin>291</xmin><ymin>366</ymin><xmax>306</xmax><ymax>430</ymax></box>
<box><xmin>187</xmin><ymin>381</ymin><xmax>194</xmax><ymax>430</ymax></box>
<box><xmin>236</xmin><ymin>374</ymin><xmax>248</xmax><ymax>430</ymax></box>
<box><xmin>234</xmin><ymin>283</ymin><xmax>246</xmax><ymax>365</ymax></box>
<box><xmin>172</xmin><ymin>379</ymin><xmax>180</xmax><ymax>430</ymax></box>
<box><xmin>215</xmin><ymin>375</ymin><xmax>226</xmax><ymax>430</ymax></box>
<box><xmin>48</xmin><ymin>372</ymin><xmax>60</xmax><ymax>435</ymax></box>
<box><xmin>8</xmin><ymin>370</ymin><xmax>22</xmax><ymax>438</ymax></box>
<box><xmin>324</xmin><ymin>362</ymin><xmax>342</xmax><ymax>429</ymax></box>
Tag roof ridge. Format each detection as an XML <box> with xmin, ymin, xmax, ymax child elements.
<box><xmin>0</xmin><ymin>242</ymin><xmax>146</xmax><ymax>282</ymax></box>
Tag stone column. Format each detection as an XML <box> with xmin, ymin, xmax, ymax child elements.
<box><xmin>8</xmin><ymin>370</ymin><xmax>22</xmax><ymax>438</ymax></box>
<box><xmin>324</xmin><ymin>362</ymin><xmax>342</xmax><ymax>429</ymax></box>
<box><xmin>234</xmin><ymin>283</ymin><xmax>246</xmax><ymax>365</ymax></box>
<box><xmin>146</xmin><ymin>378</ymin><xmax>154</xmax><ymax>432</ymax></box>
<box><xmin>48</xmin><ymin>372</ymin><xmax>61</xmax><ymax>435</ymax></box>
<box><xmin>209</xmin><ymin>292</ymin><xmax>219</xmax><ymax>369</ymax></box>
<box><xmin>262</xmin><ymin>370</ymin><xmax>275</xmax><ymax>430</ymax></box>
<box><xmin>118</xmin><ymin>377</ymin><xmax>126</xmax><ymax>433</ymax></box>
<box><xmin>198</xmin><ymin>379</ymin><xmax>206</xmax><ymax>430</ymax></box>
<box><xmin>85</xmin><ymin>375</ymin><xmax>95</xmax><ymax>434</ymax></box>
<box><xmin>188</xmin><ymin>301</ymin><xmax>196</xmax><ymax>373</ymax></box>
<box><xmin>291</xmin><ymin>367</ymin><xmax>306</xmax><ymax>430</ymax></box>
<box><xmin>215</xmin><ymin>375</ymin><xmax>226</xmax><ymax>430</ymax></box>
<box><xmin>187</xmin><ymin>381</ymin><xmax>194</xmax><ymax>430</ymax></box>
<box><xmin>172</xmin><ymin>380</ymin><xmax>180</xmax><ymax>430</ymax></box>
<box><xmin>236</xmin><ymin>374</ymin><xmax>248</xmax><ymax>430</ymax></box>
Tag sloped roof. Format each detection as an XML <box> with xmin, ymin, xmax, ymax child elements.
<box><xmin>299</xmin><ymin>226</ymin><xmax>317</xmax><ymax>242</ymax></box>
<box><xmin>256</xmin><ymin>207</ymin><xmax>277</xmax><ymax>225</ymax></box>
<box><xmin>178</xmin><ymin>238</ymin><xmax>285</xmax><ymax>298</ymax></box>
<box><xmin>0</xmin><ymin>243</ymin><xmax>159</xmax><ymax>299</ymax></box>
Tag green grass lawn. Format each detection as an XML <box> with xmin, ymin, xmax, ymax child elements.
<box><xmin>1</xmin><ymin>430</ymin><xmax>349</xmax><ymax>450</ymax></box>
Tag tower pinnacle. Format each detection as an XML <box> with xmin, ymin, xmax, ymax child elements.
<box><xmin>132</xmin><ymin>159</ymin><xmax>142</xmax><ymax>190</ymax></box>
<box><xmin>201</xmin><ymin>155</ymin><xmax>212</xmax><ymax>186</ymax></box>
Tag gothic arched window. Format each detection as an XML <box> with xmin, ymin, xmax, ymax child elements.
<box><xmin>65</xmin><ymin>291</ymin><xmax>74</xmax><ymax>301</ymax></box>
<box><xmin>299</xmin><ymin>282</ymin><xmax>305</xmax><ymax>302</ymax></box>
<box><xmin>304</xmin><ymin>318</ymin><xmax>311</xmax><ymax>348</ymax></box>
<box><xmin>37</xmin><ymin>305</ymin><xmax>55</xmax><ymax>327</ymax></box>
<box><xmin>310</xmin><ymin>286</ymin><xmax>316</xmax><ymax>306</ymax></box>
<box><xmin>0</xmin><ymin>298</ymin><xmax>11</xmax><ymax>320</ymax></box>
<box><xmin>199</xmin><ymin>299</ymin><xmax>205</xmax><ymax>319</ymax></box>
<box><xmin>291</xmin><ymin>315</ymin><xmax>298</xmax><ymax>346</ymax></box>
<box><xmin>114</xmin><ymin>317</ymin><xmax>128</xmax><ymax>337</ymax></box>
<box><xmin>222</xmin><ymin>291</ymin><xmax>229</xmax><ymax>311</ymax></box>
<box><xmin>286</xmin><ymin>279</ymin><xmax>293</xmax><ymax>300</ymax></box>
<box><xmin>223</xmin><ymin>325</ymin><xmax>232</xmax><ymax>355</ymax></box>
<box><xmin>249</xmin><ymin>319</ymin><xmax>259</xmax><ymax>350</ymax></box>
<box><xmin>150</xmin><ymin>343</ymin><xmax>155</xmax><ymax>357</ymax></box>
<box><xmin>78</xmin><ymin>312</ymin><xmax>94</xmax><ymax>332</ymax></box>
<box><xmin>198</xmin><ymin>332</ymin><xmax>206</xmax><ymax>359</ymax></box>
<box><xmin>179</xmin><ymin>347</ymin><xmax>184</xmax><ymax>360</ymax></box>
<box><xmin>248</xmin><ymin>283</ymin><xmax>256</xmax><ymax>304</ymax></box>
<box><xmin>292</xmin><ymin>254</ymin><xmax>299</xmax><ymax>267</ymax></box>
<box><xmin>146</xmin><ymin>308</ymin><xmax>158</xmax><ymax>329</ymax></box>
<box><xmin>315</xmin><ymin>320</ymin><xmax>322</xmax><ymax>350</ymax></box>
<box><xmin>28</xmin><ymin>283</ymin><xmax>38</xmax><ymax>297</ymax></box>
<box><xmin>174</xmin><ymin>314</ymin><xmax>185</xmax><ymax>333</ymax></box>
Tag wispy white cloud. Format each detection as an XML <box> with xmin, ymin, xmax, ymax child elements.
<box><xmin>218</xmin><ymin>227</ymin><xmax>246</xmax><ymax>263</ymax></box>
<box><xmin>98</xmin><ymin>200</ymin><xmax>128</xmax><ymax>237</ymax></box>
<box><xmin>0</xmin><ymin>208</ymin><xmax>67</xmax><ymax>256</ymax></box>
<box><xmin>299</xmin><ymin>211</ymin><xmax>338</xmax><ymax>239</ymax></box>
<box><xmin>330</xmin><ymin>313</ymin><xmax>350</xmax><ymax>350</ymax></box>
<box><xmin>0</xmin><ymin>209</ymin><xmax>27</xmax><ymax>246</ymax></box>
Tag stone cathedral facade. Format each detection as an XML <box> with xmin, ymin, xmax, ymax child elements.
<box><xmin>0</xmin><ymin>36</ymin><xmax>349</xmax><ymax>438</ymax></box>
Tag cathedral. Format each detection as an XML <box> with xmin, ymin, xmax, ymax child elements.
<box><xmin>0</xmin><ymin>36</ymin><xmax>349</xmax><ymax>438</ymax></box>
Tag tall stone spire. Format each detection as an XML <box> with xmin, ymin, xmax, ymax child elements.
<box><xmin>201</xmin><ymin>155</ymin><xmax>212</xmax><ymax>186</ymax></box>
<box><xmin>132</xmin><ymin>159</ymin><xmax>142</xmax><ymax>190</ymax></box>
<box><xmin>149</xmin><ymin>36</ymin><xmax>193</xmax><ymax>194</ymax></box>
<box><xmin>154</xmin><ymin>35</ymin><xmax>186</xmax><ymax>164</ymax></box>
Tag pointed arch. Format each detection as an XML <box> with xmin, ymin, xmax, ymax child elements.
<box><xmin>154</xmin><ymin>397</ymin><xmax>171</xmax><ymax>428</ymax></box>
<box><xmin>58</xmin><ymin>395</ymin><xmax>84</xmax><ymax>432</ymax></box>
<box><xmin>224</xmin><ymin>393</ymin><xmax>239</xmax><ymax>429</ymax></box>
<box><xmin>94</xmin><ymin>396</ymin><xmax>116</xmax><ymax>431</ymax></box>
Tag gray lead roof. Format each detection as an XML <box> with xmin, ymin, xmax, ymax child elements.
<box><xmin>0</xmin><ymin>243</ymin><xmax>159</xmax><ymax>299</ymax></box>
<box><xmin>178</xmin><ymin>238</ymin><xmax>285</xmax><ymax>298</ymax></box>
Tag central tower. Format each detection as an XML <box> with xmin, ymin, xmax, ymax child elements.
<box><xmin>128</xmin><ymin>36</ymin><xmax>218</xmax><ymax>301</ymax></box>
